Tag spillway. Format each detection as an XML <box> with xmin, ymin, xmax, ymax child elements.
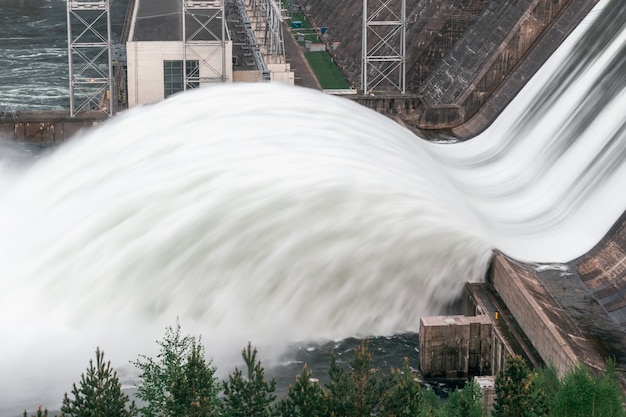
<box><xmin>0</xmin><ymin>0</ymin><xmax>624</xmax><ymax>413</ymax></box>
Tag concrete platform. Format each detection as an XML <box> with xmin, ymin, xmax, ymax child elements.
<box><xmin>419</xmin><ymin>315</ymin><xmax>493</xmax><ymax>379</ymax></box>
<box><xmin>0</xmin><ymin>111</ymin><xmax>110</xmax><ymax>142</ymax></box>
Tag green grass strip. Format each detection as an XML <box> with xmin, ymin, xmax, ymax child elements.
<box><xmin>304</xmin><ymin>51</ymin><xmax>350</xmax><ymax>90</ymax></box>
<box><xmin>289</xmin><ymin>12</ymin><xmax>313</xmax><ymax>28</ymax></box>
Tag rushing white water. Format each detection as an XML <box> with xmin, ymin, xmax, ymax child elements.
<box><xmin>0</xmin><ymin>83</ymin><xmax>494</xmax><ymax>412</ymax></box>
<box><xmin>431</xmin><ymin>0</ymin><xmax>626</xmax><ymax>260</ymax></box>
<box><xmin>0</xmin><ymin>0</ymin><xmax>624</xmax><ymax>413</ymax></box>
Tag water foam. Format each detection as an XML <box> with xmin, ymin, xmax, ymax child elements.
<box><xmin>0</xmin><ymin>83</ymin><xmax>492</xmax><ymax>411</ymax></box>
<box><xmin>427</xmin><ymin>0</ymin><xmax>626</xmax><ymax>261</ymax></box>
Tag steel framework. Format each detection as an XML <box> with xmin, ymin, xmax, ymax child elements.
<box><xmin>277</xmin><ymin>0</ymin><xmax>293</xmax><ymax>18</ymax></box>
<box><xmin>235</xmin><ymin>0</ymin><xmax>270</xmax><ymax>79</ymax></box>
<box><xmin>182</xmin><ymin>0</ymin><xmax>228</xmax><ymax>88</ymax></box>
<box><xmin>246</xmin><ymin>0</ymin><xmax>285</xmax><ymax>64</ymax></box>
<box><xmin>66</xmin><ymin>0</ymin><xmax>113</xmax><ymax>116</ymax></box>
<box><xmin>362</xmin><ymin>0</ymin><xmax>406</xmax><ymax>94</ymax></box>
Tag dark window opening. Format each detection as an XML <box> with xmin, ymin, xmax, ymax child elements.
<box><xmin>164</xmin><ymin>60</ymin><xmax>200</xmax><ymax>98</ymax></box>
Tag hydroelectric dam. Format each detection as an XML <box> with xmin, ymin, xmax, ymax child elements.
<box><xmin>0</xmin><ymin>0</ymin><xmax>625</xmax><ymax>412</ymax></box>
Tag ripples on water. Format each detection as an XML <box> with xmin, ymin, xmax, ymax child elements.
<box><xmin>0</xmin><ymin>0</ymin><xmax>128</xmax><ymax>111</ymax></box>
<box><xmin>0</xmin><ymin>1</ymin><xmax>67</xmax><ymax>110</ymax></box>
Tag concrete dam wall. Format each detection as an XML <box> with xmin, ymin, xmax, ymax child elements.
<box><xmin>299</xmin><ymin>0</ymin><xmax>599</xmax><ymax>138</ymax></box>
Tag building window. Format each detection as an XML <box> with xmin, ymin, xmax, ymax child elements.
<box><xmin>163</xmin><ymin>60</ymin><xmax>199</xmax><ymax>98</ymax></box>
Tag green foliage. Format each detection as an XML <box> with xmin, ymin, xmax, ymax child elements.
<box><xmin>277</xmin><ymin>364</ymin><xmax>326</xmax><ymax>417</ymax></box>
<box><xmin>325</xmin><ymin>341</ymin><xmax>387</xmax><ymax>417</ymax></box>
<box><xmin>304</xmin><ymin>51</ymin><xmax>350</xmax><ymax>89</ymax></box>
<box><xmin>495</xmin><ymin>357</ymin><xmax>626</xmax><ymax>417</ymax></box>
<box><xmin>492</xmin><ymin>355</ymin><xmax>548</xmax><ymax>417</ymax></box>
<box><xmin>595</xmin><ymin>359</ymin><xmax>626</xmax><ymax>417</ymax></box>
<box><xmin>533</xmin><ymin>363</ymin><xmax>560</xmax><ymax>403</ymax></box>
<box><xmin>549</xmin><ymin>359</ymin><xmax>626</xmax><ymax>417</ymax></box>
<box><xmin>31</xmin><ymin>322</ymin><xmax>626</xmax><ymax>417</ymax></box>
<box><xmin>438</xmin><ymin>379</ymin><xmax>485</xmax><ymax>417</ymax></box>
<box><xmin>60</xmin><ymin>347</ymin><xmax>138</xmax><ymax>417</ymax></box>
<box><xmin>166</xmin><ymin>342</ymin><xmax>221</xmax><ymax>417</ymax></box>
<box><xmin>132</xmin><ymin>319</ymin><xmax>221</xmax><ymax>417</ymax></box>
<box><xmin>550</xmin><ymin>363</ymin><xmax>595</xmax><ymax>417</ymax></box>
<box><xmin>325</xmin><ymin>350</ymin><xmax>349</xmax><ymax>416</ymax></box>
<box><xmin>383</xmin><ymin>357</ymin><xmax>428</xmax><ymax>417</ymax></box>
<box><xmin>221</xmin><ymin>342</ymin><xmax>278</xmax><ymax>417</ymax></box>
<box><xmin>419</xmin><ymin>388</ymin><xmax>440</xmax><ymax>417</ymax></box>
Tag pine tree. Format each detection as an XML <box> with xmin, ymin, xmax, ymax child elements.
<box><xmin>277</xmin><ymin>364</ymin><xmax>326</xmax><ymax>417</ymax></box>
<box><xmin>221</xmin><ymin>342</ymin><xmax>277</xmax><ymax>417</ymax></box>
<box><xmin>166</xmin><ymin>341</ymin><xmax>221</xmax><ymax>417</ymax></box>
<box><xmin>383</xmin><ymin>357</ymin><xmax>425</xmax><ymax>417</ymax></box>
<box><xmin>533</xmin><ymin>363</ymin><xmax>560</xmax><ymax>406</ymax></box>
<box><xmin>550</xmin><ymin>363</ymin><xmax>595</xmax><ymax>417</ymax></box>
<box><xmin>60</xmin><ymin>347</ymin><xmax>138</xmax><ymax>417</ymax></box>
<box><xmin>438</xmin><ymin>379</ymin><xmax>485</xmax><ymax>417</ymax></box>
<box><xmin>132</xmin><ymin>320</ymin><xmax>221</xmax><ymax>417</ymax></box>
<box><xmin>325</xmin><ymin>341</ymin><xmax>387</xmax><ymax>417</ymax></box>
<box><xmin>325</xmin><ymin>350</ymin><xmax>353</xmax><ymax>417</ymax></box>
<box><xmin>418</xmin><ymin>387</ymin><xmax>440</xmax><ymax>417</ymax></box>
<box><xmin>23</xmin><ymin>406</ymin><xmax>48</xmax><ymax>417</ymax></box>
<box><xmin>594</xmin><ymin>359</ymin><xmax>626</xmax><ymax>417</ymax></box>
<box><xmin>492</xmin><ymin>355</ymin><xmax>547</xmax><ymax>417</ymax></box>
<box><xmin>551</xmin><ymin>360</ymin><xmax>626</xmax><ymax>417</ymax></box>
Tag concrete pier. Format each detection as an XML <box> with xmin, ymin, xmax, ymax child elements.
<box><xmin>490</xmin><ymin>251</ymin><xmax>626</xmax><ymax>389</ymax></box>
<box><xmin>419</xmin><ymin>315</ymin><xmax>493</xmax><ymax>379</ymax></box>
<box><xmin>419</xmin><ymin>276</ymin><xmax>545</xmax><ymax>381</ymax></box>
<box><xmin>0</xmin><ymin>111</ymin><xmax>109</xmax><ymax>142</ymax></box>
<box><xmin>420</xmin><ymin>244</ymin><xmax>626</xmax><ymax>390</ymax></box>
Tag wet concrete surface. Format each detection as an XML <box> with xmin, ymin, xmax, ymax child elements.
<box><xmin>506</xmin><ymin>233</ymin><xmax>626</xmax><ymax>389</ymax></box>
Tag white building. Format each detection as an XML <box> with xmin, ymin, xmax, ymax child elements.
<box><xmin>126</xmin><ymin>0</ymin><xmax>233</xmax><ymax>107</ymax></box>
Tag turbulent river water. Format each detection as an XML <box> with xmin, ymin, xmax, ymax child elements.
<box><xmin>0</xmin><ymin>0</ymin><xmax>625</xmax><ymax>415</ymax></box>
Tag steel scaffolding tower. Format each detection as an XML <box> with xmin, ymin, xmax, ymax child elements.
<box><xmin>362</xmin><ymin>0</ymin><xmax>406</xmax><ymax>94</ymax></box>
<box><xmin>234</xmin><ymin>0</ymin><xmax>270</xmax><ymax>79</ymax></box>
<box><xmin>182</xmin><ymin>0</ymin><xmax>228</xmax><ymax>88</ymax></box>
<box><xmin>66</xmin><ymin>0</ymin><xmax>113</xmax><ymax>116</ymax></box>
<box><xmin>247</xmin><ymin>0</ymin><xmax>285</xmax><ymax>63</ymax></box>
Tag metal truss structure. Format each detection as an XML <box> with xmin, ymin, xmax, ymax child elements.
<box><xmin>0</xmin><ymin>104</ymin><xmax>18</xmax><ymax>119</ymax></box>
<box><xmin>362</xmin><ymin>0</ymin><xmax>406</xmax><ymax>94</ymax></box>
<box><xmin>182</xmin><ymin>0</ymin><xmax>228</xmax><ymax>88</ymax></box>
<box><xmin>66</xmin><ymin>0</ymin><xmax>113</xmax><ymax>116</ymax></box>
<box><xmin>234</xmin><ymin>0</ymin><xmax>270</xmax><ymax>79</ymax></box>
<box><xmin>246</xmin><ymin>0</ymin><xmax>285</xmax><ymax>64</ymax></box>
<box><xmin>276</xmin><ymin>0</ymin><xmax>294</xmax><ymax>18</ymax></box>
